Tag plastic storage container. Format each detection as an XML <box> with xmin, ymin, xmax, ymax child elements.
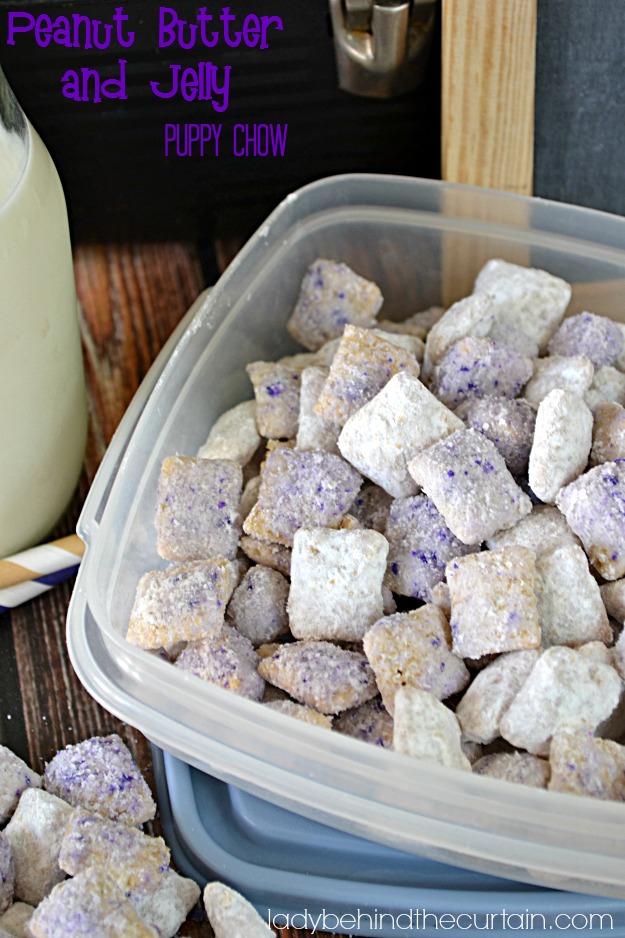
<box><xmin>67</xmin><ymin>174</ymin><xmax>625</xmax><ymax>900</ymax></box>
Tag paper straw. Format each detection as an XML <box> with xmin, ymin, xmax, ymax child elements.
<box><xmin>0</xmin><ymin>534</ymin><xmax>85</xmax><ymax>614</ymax></box>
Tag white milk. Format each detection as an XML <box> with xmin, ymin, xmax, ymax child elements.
<box><xmin>0</xmin><ymin>118</ymin><xmax>87</xmax><ymax>556</ymax></box>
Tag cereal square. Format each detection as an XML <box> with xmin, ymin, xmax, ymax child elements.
<box><xmin>472</xmin><ymin>752</ymin><xmax>550</xmax><ymax>788</ymax></box>
<box><xmin>243</xmin><ymin>448</ymin><xmax>362</xmax><ymax>546</ymax></box>
<box><xmin>0</xmin><ymin>746</ymin><xmax>41</xmax><ymax>826</ymax></box>
<box><xmin>246</xmin><ymin>361</ymin><xmax>301</xmax><ymax>440</ymax></box>
<box><xmin>600</xmin><ymin>578</ymin><xmax>625</xmax><ymax>624</ymax></box>
<box><xmin>127</xmin><ymin>559</ymin><xmax>237</xmax><ymax>650</ymax></box>
<box><xmin>295</xmin><ymin>365</ymin><xmax>341</xmax><ymax>454</ymax></box>
<box><xmin>522</xmin><ymin>355</ymin><xmax>594</xmax><ymax>409</ymax></box>
<box><xmin>591</xmin><ymin>402</ymin><xmax>625</xmax><ymax>466</ymax></box>
<box><xmin>456</xmin><ymin>397</ymin><xmax>536</xmax><ymax>476</ymax></box>
<box><xmin>423</xmin><ymin>292</ymin><xmax>495</xmax><ymax>376</ymax></box>
<box><xmin>333</xmin><ymin>697</ymin><xmax>394</xmax><ymax>748</ymax></box>
<box><xmin>408</xmin><ymin>429</ymin><xmax>532</xmax><ymax>545</ymax></box>
<box><xmin>203</xmin><ymin>882</ymin><xmax>275</xmax><ymax>938</ymax></box>
<box><xmin>338</xmin><ymin>372</ymin><xmax>463</xmax><ymax>498</ymax></box>
<box><xmin>227</xmin><ymin>565</ymin><xmax>289</xmax><ymax>645</ymax></box>
<box><xmin>528</xmin><ymin>389</ymin><xmax>593</xmax><ymax>503</ymax></box>
<box><xmin>431</xmin><ymin>336</ymin><xmax>532</xmax><ymax>409</ymax></box>
<box><xmin>393</xmin><ymin>687</ymin><xmax>471</xmax><ymax>771</ymax></box>
<box><xmin>197</xmin><ymin>400</ymin><xmax>261</xmax><ymax>465</ymax></box>
<box><xmin>0</xmin><ymin>901</ymin><xmax>34</xmax><ymax>937</ymax></box>
<box><xmin>263</xmin><ymin>700</ymin><xmax>333</xmax><ymax>729</ymax></box>
<box><xmin>556</xmin><ymin>460</ymin><xmax>625</xmax><ymax>580</ymax></box>
<box><xmin>486</xmin><ymin>504</ymin><xmax>580</xmax><ymax>556</ymax></box>
<box><xmin>315</xmin><ymin>325</ymin><xmax>420</xmax><ymax>425</ymax></box>
<box><xmin>447</xmin><ymin>547</ymin><xmax>540</xmax><ymax>658</ymax></box>
<box><xmin>43</xmin><ymin>734</ymin><xmax>155</xmax><ymax>827</ymax></box>
<box><xmin>288</xmin><ymin>528</ymin><xmax>388</xmax><ymax>641</ymax></box>
<box><xmin>174</xmin><ymin>625</ymin><xmax>264</xmax><ymax>701</ymax></box>
<box><xmin>156</xmin><ymin>456</ymin><xmax>242</xmax><ymax>561</ymax></box>
<box><xmin>287</xmin><ymin>259</ymin><xmax>383</xmax><ymax>351</ymax></box>
<box><xmin>363</xmin><ymin>606</ymin><xmax>469</xmax><ymax>714</ymax></box>
<box><xmin>535</xmin><ymin>544</ymin><xmax>611</xmax><ymax>647</ymax></box>
<box><xmin>548</xmin><ymin>311</ymin><xmax>624</xmax><ymax>368</ymax></box>
<box><xmin>239</xmin><ymin>535</ymin><xmax>291</xmax><ymax>576</ymax></box>
<box><xmin>585</xmin><ymin>365</ymin><xmax>625</xmax><ymax>410</ymax></box>
<box><xmin>548</xmin><ymin>730</ymin><xmax>625</xmax><ymax>800</ymax></box>
<box><xmin>134</xmin><ymin>869</ymin><xmax>201</xmax><ymax>938</ymax></box>
<box><xmin>487</xmin><ymin>321</ymin><xmax>539</xmax><ymax>359</ymax></box>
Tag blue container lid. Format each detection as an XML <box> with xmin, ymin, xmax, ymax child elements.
<box><xmin>153</xmin><ymin>746</ymin><xmax>625</xmax><ymax>937</ymax></box>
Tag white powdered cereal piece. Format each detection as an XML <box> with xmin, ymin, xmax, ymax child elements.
<box><xmin>246</xmin><ymin>361</ymin><xmax>301</xmax><ymax>440</ymax></box>
<box><xmin>486</xmin><ymin>505</ymin><xmax>580</xmax><ymax>556</ymax></box>
<box><xmin>499</xmin><ymin>646</ymin><xmax>623</xmax><ymax>755</ymax></box>
<box><xmin>288</xmin><ymin>528</ymin><xmax>388</xmax><ymax>641</ymax></box>
<box><xmin>472</xmin><ymin>752</ymin><xmax>550</xmax><ymax>788</ymax></box>
<box><xmin>423</xmin><ymin>292</ymin><xmax>495</xmax><ymax>378</ymax></box>
<box><xmin>133</xmin><ymin>870</ymin><xmax>201</xmax><ymax>938</ymax></box>
<box><xmin>263</xmin><ymin>700</ymin><xmax>333</xmax><ymax>729</ymax></box>
<box><xmin>535</xmin><ymin>544</ymin><xmax>611</xmax><ymax>647</ymax></box>
<box><xmin>371</xmin><ymin>328</ymin><xmax>425</xmax><ymax>361</ymax></box>
<box><xmin>287</xmin><ymin>259</ymin><xmax>383</xmax><ymax>351</ymax></box>
<box><xmin>591</xmin><ymin>402</ymin><xmax>625</xmax><ymax>466</ymax></box>
<box><xmin>338</xmin><ymin>372</ymin><xmax>463</xmax><ymax>498</ymax></box>
<box><xmin>0</xmin><ymin>902</ymin><xmax>34</xmax><ymax>937</ymax></box>
<box><xmin>528</xmin><ymin>389</ymin><xmax>593</xmax><ymax>503</ymax></box>
<box><xmin>408</xmin><ymin>429</ymin><xmax>532</xmax><ymax>545</ymax></box>
<box><xmin>430</xmin><ymin>581</ymin><xmax>451</xmax><ymax>618</ymax></box>
<box><xmin>487</xmin><ymin>321</ymin><xmax>540</xmax><ymax>359</ymax></box>
<box><xmin>393</xmin><ymin>687</ymin><xmax>471</xmax><ymax>771</ymax></box>
<box><xmin>447</xmin><ymin>548</ymin><xmax>540</xmax><ymax>659</ymax></box>
<box><xmin>3</xmin><ymin>789</ymin><xmax>73</xmax><ymax>905</ymax></box>
<box><xmin>295</xmin><ymin>366</ymin><xmax>341</xmax><ymax>453</ymax></box>
<box><xmin>548</xmin><ymin>730</ymin><xmax>625</xmax><ymax>801</ymax></box>
<box><xmin>204</xmin><ymin>882</ymin><xmax>275</xmax><ymax>937</ymax></box>
<box><xmin>197</xmin><ymin>400</ymin><xmax>261</xmax><ymax>465</ymax></box>
<box><xmin>474</xmin><ymin>258</ymin><xmax>571</xmax><ymax>353</ymax></box>
<box><xmin>333</xmin><ymin>697</ymin><xmax>394</xmax><ymax>747</ymax></box>
<box><xmin>600</xmin><ymin>579</ymin><xmax>625</xmax><ymax>624</ymax></box>
<box><xmin>585</xmin><ymin>365</ymin><xmax>625</xmax><ymax>411</ymax></box>
<box><xmin>363</xmin><ymin>607</ymin><xmax>469</xmax><ymax>715</ymax></box>
<box><xmin>0</xmin><ymin>747</ymin><xmax>41</xmax><ymax>826</ymax></box>
<box><xmin>455</xmin><ymin>649</ymin><xmax>540</xmax><ymax>744</ymax></box>
<box><xmin>227</xmin><ymin>565</ymin><xmax>289</xmax><ymax>646</ymax></box>
<box><xmin>522</xmin><ymin>355</ymin><xmax>594</xmax><ymax>409</ymax></box>
<box><xmin>277</xmin><ymin>350</ymin><xmax>318</xmax><ymax>371</ymax></box>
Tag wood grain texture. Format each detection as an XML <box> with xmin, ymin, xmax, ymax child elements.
<box><xmin>441</xmin><ymin>0</ymin><xmax>537</xmax><ymax>195</ymax></box>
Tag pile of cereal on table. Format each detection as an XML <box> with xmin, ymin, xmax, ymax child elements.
<box><xmin>0</xmin><ymin>736</ymin><xmax>274</xmax><ymax>937</ymax></box>
<box><xmin>128</xmin><ymin>257</ymin><xmax>625</xmax><ymax>801</ymax></box>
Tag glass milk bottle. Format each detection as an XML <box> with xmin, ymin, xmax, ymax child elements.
<box><xmin>0</xmin><ymin>66</ymin><xmax>87</xmax><ymax>557</ymax></box>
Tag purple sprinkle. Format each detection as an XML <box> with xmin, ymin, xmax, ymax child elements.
<box><xmin>217</xmin><ymin>500</ymin><xmax>226</xmax><ymax>508</ymax></box>
<box><xmin>447</xmin><ymin>469</ymin><xmax>455</xmax><ymax>477</ymax></box>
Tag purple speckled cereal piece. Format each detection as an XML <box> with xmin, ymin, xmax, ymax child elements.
<box><xmin>175</xmin><ymin>624</ymin><xmax>264</xmax><ymax>700</ymax></box>
<box><xmin>59</xmin><ymin>810</ymin><xmax>169</xmax><ymax>901</ymax></box>
<box><xmin>349</xmin><ymin>483</ymin><xmax>393</xmax><ymax>533</ymax></box>
<box><xmin>384</xmin><ymin>494</ymin><xmax>478</xmax><ymax>601</ymax></box>
<box><xmin>548</xmin><ymin>730</ymin><xmax>625</xmax><ymax>801</ymax></box>
<box><xmin>456</xmin><ymin>397</ymin><xmax>536</xmax><ymax>476</ymax></box>
<box><xmin>0</xmin><ymin>832</ymin><xmax>14</xmax><ymax>915</ymax></box>
<box><xmin>556</xmin><ymin>460</ymin><xmax>625</xmax><ymax>580</ymax></box>
<box><xmin>548</xmin><ymin>311</ymin><xmax>624</xmax><ymax>368</ymax></box>
<box><xmin>287</xmin><ymin>259</ymin><xmax>383</xmax><ymax>351</ymax></box>
<box><xmin>258</xmin><ymin>641</ymin><xmax>378</xmax><ymax>714</ymax></box>
<box><xmin>28</xmin><ymin>869</ymin><xmax>158</xmax><ymax>938</ymax></box>
<box><xmin>227</xmin><ymin>565</ymin><xmax>290</xmax><ymax>646</ymax></box>
<box><xmin>246</xmin><ymin>361</ymin><xmax>301</xmax><ymax>440</ymax></box>
<box><xmin>43</xmin><ymin>734</ymin><xmax>155</xmax><ymax>826</ymax></box>
<box><xmin>0</xmin><ymin>745</ymin><xmax>41</xmax><ymax>826</ymax></box>
<box><xmin>243</xmin><ymin>448</ymin><xmax>362</xmax><ymax>546</ymax></box>
<box><xmin>432</xmin><ymin>336</ymin><xmax>532</xmax><ymax>408</ymax></box>
<box><xmin>333</xmin><ymin>697</ymin><xmax>394</xmax><ymax>748</ymax></box>
<box><xmin>408</xmin><ymin>429</ymin><xmax>532</xmax><ymax>545</ymax></box>
<box><xmin>156</xmin><ymin>457</ymin><xmax>242</xmax><ymax>562</ymax></box>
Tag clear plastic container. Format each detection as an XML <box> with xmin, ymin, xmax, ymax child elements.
<box><xmin>67</xmin><ymin>175</ymin><xmax>625</xmax><ymax>899</ymax></box>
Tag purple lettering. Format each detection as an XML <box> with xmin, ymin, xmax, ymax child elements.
<box><xmin>7</xmin><ymin>12</ymin><xmax>35</xmax><ymax>45</ymax></box>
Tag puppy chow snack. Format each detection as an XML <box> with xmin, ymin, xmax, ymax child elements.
<box><xmin>196</xmin><ymin>399</ymin><xmax>261</xmax><ymax>465</ymax></box>
<box><xmin>528</xmin><ymin>389</ymin><xmax>593</xmax><ymax>503</ymax></box>
<box><xmin>263</xmin><ymin>700</ymin><xmax>332</xmax><ymax>729</ymax></box>
<box><xmin>423</xmin><ymin>292</ymin><xmax>495</xmax><ymax>377</ymax></box>
<box><xmin>287</xmin><ymin>258</ymin><xmax>383</xmax><ymax>351</ymax></box>
<box><xmin>338</xmin><ymin>371</ymin><xmax>463</xmax><ymax>498</ymax></box>
<box><xmin>535</xmin><ymin>545</ymin><xmax>611</xmax><ymax>648</ymax></box>
<box><xmin>590</xmin><ymin>401</ymin><xmax>625</xmax><ymax>466</ymax></box>
<box><xmin>393</xmin><ymin>687</ymin><xmax>471</xmax><ymax>771</ymax></box>
<box><xmin>227</xmin><ymin>564</ymin><xmax>289</xmax><ymax>646</ymax></box>
<box><xmin>288</xmin><ymin>527</ymin><xmax>388</xmax><ymax>641</ymax></box>
<box><xmin>315</xmin><ymin>325</ymin><xmax>420</xmax><ymax>426</ymax></box>
<box><xmin>132</xmin><ymin>869</ymin><xmax>201</xmax><ymax>938</ymax></box>
<box><xmin>548</xmin><ymin>311</ymin><xmax>624</xmax><ymax>368</ymax></box>
<box><xmin>203</xmin><ymin>882</ymin><xmax>276</xmax><ymax>937</ymax></box>
<box><xmin>600</xmin><ymin>578</ymin><xmax>625</xmax><ymax>625</ymax></box>
<box><xmin>487</xmin><ymin>320</ymin><xmax>539</xmax><ymax>359</ymax></box>
<box><xmin>486</xmin><ymin>504</ymin><xmax>580</xmax><ymax>556</ymax></box>
<box><xmin>456</xmin><ymin>397</ymin><xmax>536</xmax><ymax>476</ymax></box>
<box><xmin>472</xmin><ymin>752</ymin><xmax>550</xmax><ymax>788</ymax></box>
<box><xmin>156</xmin><ymin>456</ymin><xmax>242</xmax><ymax>562</ymax></box>
<box><xmin>473</xmin><ymin>258</ymin><xmax>571</xmax><ymax>353</ymax></box>
<box><xmin>175</xmin><ymin>624</ymin><xmax>265</xmax><ymax>701</ymax></box>
<box><xmin>28</xmin><ymin>868</ymin><xmax>158</xmax><ymax>938</ymax></box>
<box><xmin>431</xmin><ymin>336</ymin><xmax>532</xmax><ymax>409</ymax></box>
<box><xmin>363</xmin><ymin>607</ymin><xmax>469</xmax><ymax>714</ymax></box>
<box><xmin>127</xmin><ymin>559</ymin><xmax>237</xmax><ymax>650</ymax></box>
<box><xmin>447</xmin><ymin>547</ymin><xmax>540</xmax><ymax>659</ymax></box>
<box><xmin>384</xmin><ymin>495</ymin><xmax>478</xmax><ymax>602</ymax></box>
<box><xmin>584</xmin><ymin>365</ymin><xmax>625</xmax><ymax>410</ymax></box>
<box><xmin>556</xmin><ymin>460</ymin><xmax>625</xmax><ymax>580</ymax></box>
<box><xmin>239</xmin><ymin>534</ymin><xmax>291</xmax><ymax>577</ymax></box>
<box><xmin>42</xmin><ymin>734</ymin><xmax>155</xmax><ymax>827</ymax></box>
<box><xmin>408</xmin><ymin>429</ymin><xmax>532</xmax><ymax>545</ymax></box>
<box><xmin>3</xmin><ymin>789</ymin><xmax>73</xmax><ymax>906</ymax></box>
<box><xmin>455</xmin><ymin>649</ymin><xmax>540</xmax><ymax>744</ymax></box>
<box><xmin>548</xmin><ymin>730</ymin><xmax>625</xmax><ymax>801</ymax></box>
<box><xmin>333</xmin><ymin>697</ymin><xmax>394</xmax><ymax>748</ymax></box>
<box><xmin>295</xmin><ymin>365</ymin><xmax>341</xmax><ymax>454</ymax></box>
<box><xmin>0</xmin><ymin>747</ymin><xmax>41</xmax><ymax>826</ymax></box>
<box><xmin>258</xmin><ymin>641</ymin><xmax>378</xmax><ymax>714</ymax></box>
<box><xmin>0</xmin><ymin>902</ymin><xmax>34</xmax><ymax>937</ymax></box>
<box><xmin>522</xmin><ymin>355</ymin><xmax>594</xmax><ymax>409</ymax></box>
<box><xmin>371</xmin><ymin>327</ymin><xmax>424</xmax><ymax>361</ymax></box>
<box><xmin>239</xmin><ymin>475</ymin><xmax>261</xmax><ymax>521</ymax></box>
<box><xmin>499</xmin><ymin>645</ymin><xmax>623</xmax><ymax>755</ymax></box>
<box><xmin>243</xmin><ymin>447</ymin><xmax>361</xmax><ymax>546</ymax></box>
<box><xmin>246</xmin><ymin>361</ymin><xmax>300</xmax><ymax>440</ymax></box>
<box><xmin>0</xmin><ymin>833</ymin><xmax>13</xmax><ymax>915</ymax></box>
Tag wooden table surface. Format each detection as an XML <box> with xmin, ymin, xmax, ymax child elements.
<box><xmin>0</xmin><ymin>240</ymin><xmax>335</xmax><ymax>938</ymax></box>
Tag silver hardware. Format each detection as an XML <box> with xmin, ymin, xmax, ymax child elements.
<box><xmin>329</xmin><ymin>0</ymin><xmax>437</xmax><ymax>99</ymax></box>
